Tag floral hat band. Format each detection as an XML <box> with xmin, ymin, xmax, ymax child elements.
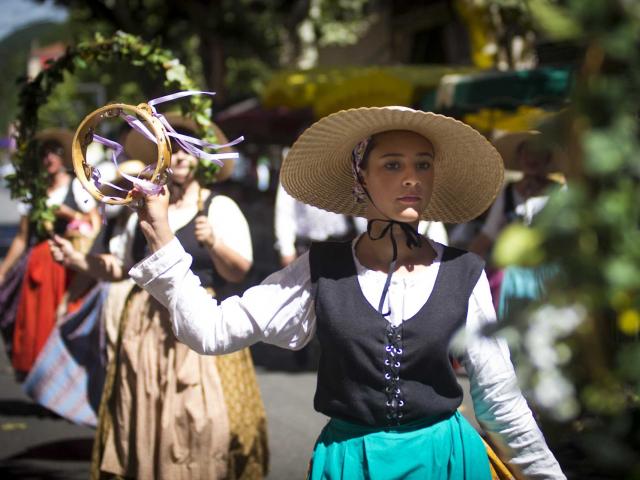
<box><xmin>351</xmin><ymin>136</ymin><xmax>371</xmax><ymax>203</ymax></box>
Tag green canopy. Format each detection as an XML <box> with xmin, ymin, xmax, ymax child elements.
<box><xmin>425</xmin><ymin>67</ymin><xmax>573</xmax><ymax>114</ymax></box>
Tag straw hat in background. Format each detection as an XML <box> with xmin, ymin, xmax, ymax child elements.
<box><xmin>35</xmin><ymin>128</ymin><xmax>74</xmax><ymax>167</ymax></box>
<box><xmin>124</xmin><ymin>112</ymin><xmax>235</xmax><ymax>183</ymax></box>
<box><xmin>492</xmin><ymin>130</ymin><xmax>567</xmax><ymax>180</ymax></box>
<box><xmin>280</xmin><ymin>106</ymin><xmax>504</xmax><ymax>224</ymax></box>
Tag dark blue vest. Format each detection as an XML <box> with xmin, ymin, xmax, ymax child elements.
<box><xmin>132</xmin><ymin>193</ymin><xmax>226</xmax><ymax>291</ymax></box>
<box><xmin>310</xmin><ymin>241</ymin><xmax>484</xmax><ymax>427</ymax></box>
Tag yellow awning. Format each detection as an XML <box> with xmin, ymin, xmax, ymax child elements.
<box><xmin>261</xmin><ymin>65</ymin><xmax>478</xmax><ymax>118</ymax></box>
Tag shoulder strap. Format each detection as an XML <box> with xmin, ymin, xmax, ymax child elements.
<box><xmin>200</xmin><ymin>190</ymin><xmax>217</xmax><ymax>216</ymax></box>
<box><xmin>441</xmin><ymin>246</ymin><xmax>485</xmax><ymax>292</ymax></box>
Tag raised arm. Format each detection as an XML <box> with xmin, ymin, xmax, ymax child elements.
<box><xmin>461</xmin><ymin>271</ymin><xmax>566</xmax><ymax>479</ymax></box>
<box><xmin>128</xmin><ymin>187</ymin><xmax>316</xmax><ymax>355</ymax></box>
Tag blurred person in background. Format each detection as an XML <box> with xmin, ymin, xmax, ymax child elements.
<box><xmin>468</xmin><ymin>130</ymin><xmax>565</xmax><ymax>309</ymax></box>
<box><xmin>468</xmin><ymin>130</ymin><xmax>564</xmax><ymax>258</ymax></box>
<box><xmin>0</xmin><ymin>129</ymin><xmax>99</xmax><ymax>379</ymax></box>
<box><xmin>52</xmin><ymin>114</ymin><xmax>268</xmax><ymax>480</ymax></box>
<box><xmin>19</xmin><ymin>160</ymin><xmax>150</xmax><ymax>430</ymax></box>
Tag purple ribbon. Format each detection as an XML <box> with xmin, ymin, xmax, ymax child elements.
<box><xmin>92</xmin><ymin>134</ymin><xmax>163</xmax><ymax>197</ymax></box>
<box><xmin>141</xmin><ymin>90</ymin><xmax>242</xmax><ymax>166</ymax></box>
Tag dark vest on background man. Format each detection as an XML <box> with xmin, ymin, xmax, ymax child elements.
<box><xmin>133</xmin><ymin>193</ymin><xmax>226</xmax><ymax>292</ymax></box>
<box><xmin>309</xmin><ymin>241</ymin><xmax>484</xmax><ymax>427</ymax></box>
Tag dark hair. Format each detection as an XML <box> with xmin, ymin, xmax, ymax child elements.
<box><xmin>358</xmin><ymin>136</ymin><xmax>377</xmax><ymax>170</ymax></box>
<box><xmin>39</xmin><ymin>139</ymin><xmax>65</xmax><ymax>158</ymax></box>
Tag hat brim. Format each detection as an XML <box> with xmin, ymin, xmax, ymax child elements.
<box><xmin>280</xmin><ymin>107</ymin><xmax>504</xmax><ymax>224</ymax></box>
<box><xmin>492</xmin><ymin>130</ymin><xmax>566</xmax><ymax>172</ymax></box>
<box><xmin>124</xmin><ymin>112</ymin><xmax>234</xmax><ymax>183</ymax></box>
<box><xmin>35</xmin><ymin>128</ymin><xmax>74</xmax><ymax>167</ymax></box>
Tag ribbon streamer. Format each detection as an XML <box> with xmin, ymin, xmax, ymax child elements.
<box><xmin>85</xmin><ymin>90</ymin><xmax>242</xmax><ymax>203</ymax></box>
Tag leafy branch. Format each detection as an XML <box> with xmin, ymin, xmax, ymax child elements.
<box><xmin>7</xmin><ymin>31</ymin><xmax>220</xmax><ymax>238</ymax></box>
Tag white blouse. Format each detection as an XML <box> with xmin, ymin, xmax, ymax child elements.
<box><xmin>129</xmin><ymin>236</ymin><xmax>566</xmax><ymax>479</ymax></box>
<box><xmin>17</xmin><ymin>178</ymin><xmax>98</xmax><ymax>216</ymax></box>
<box><xmin>481</xmin><ymin>185</ymin><xmax>550</xmax><ymax>240</ymax></box>
<box><xmin>113</xmin><ymin>194</ymin><xmax>253</xmax><ymax>269</ymax></box>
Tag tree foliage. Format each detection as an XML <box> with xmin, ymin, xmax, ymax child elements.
<box><xmin>491</xmin><ymin>1</ymin><xmax>640</xmax><ymax>476</ymax></box>
<box><xmin>42</xmin><ymin>0</ymin><xmax>375</xmax><ymax>106</ymax></box>
<box><xmin>6</xmin><ymin>32</ymin><xmax>218</xmax><ymax>238</ymax></box>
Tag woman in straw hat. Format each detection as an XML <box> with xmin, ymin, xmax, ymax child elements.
<box><xmin>129</xmin><ymin>106</ymin><xmax>565</xmax><ymax>479</ymax></box>
<box><xmin>50</xmin><ymin>115</ymin><xmax>268</xmax><ymax>480</ymax></box>
<box><xmin>468</xmin><ymin>130</ymin><xmax>565</xmax><ymax>259</ymax></box>
<box><xmin>0</xmin><ymin>128</ymin><xmax>99</xmax><ymax>378</ymax></box>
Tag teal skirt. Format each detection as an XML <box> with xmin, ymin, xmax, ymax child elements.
<box><xmin>308</xmin><ymin>411</ymin><xmax>491</xmax><ymax>480</ymax></box>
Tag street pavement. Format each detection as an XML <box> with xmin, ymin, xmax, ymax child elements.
<box><xmin>0</xmin><ymin>339</ymin><xmax>329</xmax><ymax>479</ymax></box>
<box><xmin>0</xmin><ymin>340</ymin><xmax>477</xmax><ymax>480</ymax></box>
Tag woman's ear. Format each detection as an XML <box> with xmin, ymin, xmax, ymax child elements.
<box><xmin>358</xmin><ymin>169</ymin><xmax>367</xmax><ymax>188</ymax></box>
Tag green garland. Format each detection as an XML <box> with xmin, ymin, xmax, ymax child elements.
<box><xmin>7</xmin><ymin>31</ymin><xmax>221</xmax><ymax>239</ymax></box>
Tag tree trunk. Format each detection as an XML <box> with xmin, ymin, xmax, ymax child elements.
<box><xmin>199</xmin><ymin>33</ymin><xmax>227</xmax><ymax>108</ymax></box>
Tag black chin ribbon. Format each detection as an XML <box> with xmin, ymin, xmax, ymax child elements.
<box><xmin>366</xmin><ymin>219</ymin><xmax>422</xmax><ymax>316</ymax></box>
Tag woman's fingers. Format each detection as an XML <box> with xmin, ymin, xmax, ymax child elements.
<box><xmin>49</xmin><ymin>234</ymin><xmax>72</xmax><ymax>264</ymax></box>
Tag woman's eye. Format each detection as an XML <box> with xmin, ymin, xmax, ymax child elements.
<box><xmin>417</xmin><ymin>161</ymin><xmax>432</xmax><ymax>170</ymax></box>
<box><xmin>384</xmin><ymin>161</ymin><xmax>400</xmax><ymax>170</ymax></box>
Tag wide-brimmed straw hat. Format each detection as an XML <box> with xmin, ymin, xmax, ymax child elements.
<box><xmin>492</xmin><ymin>130</ymin><xmax>566</xmax><ymax>173</ymax></box>
<box><xmin>35</xmin><ymin>128</ymin><xmax>74</xmax><ymax>167</ymax></box>
<box><xmin>280</xmin><ymin>106</ymin><xmax>504</xmax><ymax>223</ymax></box>
<box><xmin>125</xmin><ymin>112</ymin><xmax>234</xmax><ymax>182</ymax></box>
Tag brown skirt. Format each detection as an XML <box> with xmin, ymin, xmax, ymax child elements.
<box><xmin>91</xmin><ymin>286</ymin><xmax>268</xmax><ymax>479</ymax></box>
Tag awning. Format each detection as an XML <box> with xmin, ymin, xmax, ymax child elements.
<box><xmin>462</xmin><ymin>105</ymin><xmax>556</xmax><ymax>134</ymax></box>
<box><xmin>261</xmin><ymin>65</ymin><xmax>477</xmax><ymax>119</ymax></box>
<box><xmin>215</xmin><ymin>98</ymin><xmax>314</xmax><ymax>145</ymax></box>
<box><xmin>430</xmin><ymin>67</ymin><xmax>573</xmax><ymax>114</ymax></box>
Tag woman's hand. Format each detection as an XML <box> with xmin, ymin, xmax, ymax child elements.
<box><xmin>49</xmin><ymin>234</ymin><xmax>83</xmax><ymax>268</ymax></box>
<box><xmin>54</xmin><ymin>204</ymin><xmax>82</xmax><ymax>221</ymax></box>
<box><xmin>194</xmin><ymin>216</ymin><xmax>217</xmax><ymax>250</ymax></box>
<box><xmin>132</xmin><ymin>186</ymin><xmax>175</xmax><ymax>252</ymax></box>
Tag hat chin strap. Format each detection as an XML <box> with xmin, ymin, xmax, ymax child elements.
<box><xmin>361</xmin><ymin>185</ymin><xmax>422</xmax><ymax>317</ymax></box>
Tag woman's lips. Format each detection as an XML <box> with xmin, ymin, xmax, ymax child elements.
<box><xmin>397</xmin><ymin>195</ymin><xmax>421</xmax><ymax>204</ymax></box>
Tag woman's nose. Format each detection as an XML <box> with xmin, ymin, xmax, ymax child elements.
<box><xmin>402</xmin><ymin>170</ymin><xmax>420</xmax><ymax>186</ymax></box>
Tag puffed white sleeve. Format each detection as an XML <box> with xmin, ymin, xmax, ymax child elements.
<box><xmin>71</xmin><ymin>178</ymin><xmax>97</xmax><ymax>212</ymax></box>
<box><xmin>208</xmin><ymin>195</ymin><xmax>253</xmax><ymax>263</ymax></box>
<box><xmin>128</xmin><ymin>237</ymin><xmax>316</xmax><ymax>355</ymax></box>
<box><xmin>274</xmin><ymin>182</ymin><xmax>297</xmax><ymax>257</ymax></box>
<box><xmin>462</xmin><ymin>271</ymin><xmax>566</xmax><ymax>479</ymax></box>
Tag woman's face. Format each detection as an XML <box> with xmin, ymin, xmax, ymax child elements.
<box><xmin>360</xmin><ymin>130</ymin><xmax>435</xmax><ymax>224</ymax></box>
<box><xmin>41</xmin><ymin>149</ymin><xmax>65</xmax><ymax>176</ymax></box>
<box><xmin>170</xmin><ymin>147</ymin><xmax>198</xmax><ymax>185</ymax></box>
<box><xmin>518</xmin><ymin>141</ymin><xmax>552</xmax><ymax>176</ymax></box>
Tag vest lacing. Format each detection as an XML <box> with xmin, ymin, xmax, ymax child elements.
<box><xmin>383</xmin><ymin>322</ymin><xmax>405</xmax><ymax>424</ymax></box>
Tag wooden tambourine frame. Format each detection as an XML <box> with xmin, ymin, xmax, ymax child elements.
<box><xmin>72</xmin><ymin>103</ymin><xmax>171</xmax><ymax>205</ymax></box>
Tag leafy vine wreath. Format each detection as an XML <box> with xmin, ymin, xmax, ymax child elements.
<box><xmin>7</xmin><ymin>31</ymin><xmax>222</xmax><ymax>239</ymax></box>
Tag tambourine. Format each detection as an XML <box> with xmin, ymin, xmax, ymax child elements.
<box><xmin>72</xmin><ymin>102</ymin><xmax>171</xmax><ymax>205</ymax></box>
